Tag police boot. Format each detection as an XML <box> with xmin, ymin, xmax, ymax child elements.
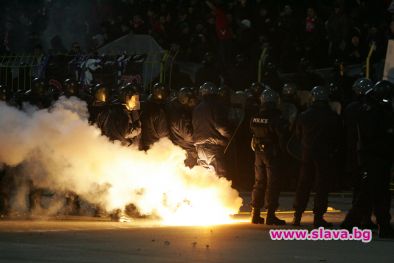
<box><xmin>292</xmin><ymin>212</ymin><xmax>302</xmax><ymax>226</ymax></box>
<box><xmin>266</xmin><ymin>209</ymin><xmax>286</xmax><ymax>225</ymax></box>
<box><xmin>340</xmin><ymin>211</ymin><xmax>360</xmax><ymax>231</ymax></box>
<box><xmin>0</xmin><ymin>194</ymin><xmax>10</xmax><ymax>218</ymax></box>
<box><xmin>361</xmin><ymin>218</ymin><xmax>378</xmax><ymax>230</ymax></box>
<box><xmin>251</xmin><ymin>208</ymin><xmax>264</xmax><ymax>224</ymax></box>
<box><xmin>378</xmin><ymin>224</ymin><xmax>394</xmax><ymax>239</ymax></box>
<box><xmin>313</xmin><ymin>214</ymin><xmax>333</xmax><ymax>228</ymax></box>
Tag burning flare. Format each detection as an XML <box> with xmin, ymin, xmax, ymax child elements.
<box><xmin>0</xmin><ymin>98</ymin><xmax>242</xmax><ymax>225</ymax></box>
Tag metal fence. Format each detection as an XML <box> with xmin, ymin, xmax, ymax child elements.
<box><xmin>0</xmin><ymin>51</ymin><xmax>175</xmax><ymax>93</ymax></box>
<box><xmin>0</xmin><ymin>55</ymin><xmax>38</xmax><ymax>92</ymax></box>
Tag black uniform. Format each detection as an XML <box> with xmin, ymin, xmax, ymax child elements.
<box><xmin>344</xmin><ymin>100</ymin><xmax>365</xmax><ymax>199</ymax></box>
<box><xmin>227</xmin><ymin>94</ymin><xmax>257</xmax><ymax>190</ymax></box>
<box><xmin>250</xmin><ymin>104</ymin><xmax>288</xmax><ymax>211</ymax></box>
<box><xmin>166</xmin><ymin>98</ymin><xmax>197</xmax><ymax>168</ymax></box>
<box><xmin>0</xmin><ymin>97</ymin><xmax>10</xmax><ymax>215</ymax></box>
<box><xmin>293</xmin><ymin>101</ymin><xmax>342</xmax><ymax>217</ymax></box>
<box><xmin>96</xmin><ymin>103</ymin><xmax>141</xmax><ymax>146</ymax></box>
<box><xmin>22</xmin><ymin>92</ymin><xmax>53</xmax><ymax>109</ymax></box>
<box><xmin>139</xmin><ymin>99</ymin><xmax>169</xmax><ymax>150</ymax></box>
<box><xmin>192</xmin><ymin>95</ymin><xmax>232</xmax><ymax>177</ymax></box>
<box><xmin>88</xmin><ymin>101</ymin><xmax>108</xmax><ymax>125</ymax></box>
<box><xmin>279</xmin><ymin>99</ymin><xmax>300</xmax><ymax>191</ymax></box>
<box><xmin>342</xmin><ymin>98</ymin><xmax>394</xmax><ymax>230</ymax></box>
<box><xmin>78</xmin><ymin>88</ymin><xmax>94</xmax><ymax>106</ymax></box>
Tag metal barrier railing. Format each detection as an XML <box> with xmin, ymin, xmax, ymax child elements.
<box><xmin>0</xmin><ymin>55</ymin><xmax>40</xmax><ymax>92</ymax></box>
<box><xmin>257</xmin><ymin>44</ymin><xmax>381</xmax><ymax>85</ymax></box>
<box><xmin>257</xmin><ymin>46</ymin><xmax>269</xmax><ymax>83</ymax></box>
<box><xmin>0</xmin><ymin>52</ymin><xmax>173</xmax><ymax>93</ymax></box>
<box><xmin>365</xmin><ymin>42</ymin><xmax>376</xmax><ymax>79</ymax></box>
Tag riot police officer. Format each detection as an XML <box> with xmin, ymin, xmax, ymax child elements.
<box><xmin>166</xmin><ymin>87</ymin><xmax>197</xmax><ymax>168</ymax></box>
<box><xmin>96</xmin><ymin>83</ymin><xmax>141</xmax><ymax>146</ymax></box>
<box><xmin>218</xmin><ymin>85</ymin><xmax>231</xmax><ymax>105</ymax></box>
<box><xmin>279</xmin><ymin>83</ymin><xmax>300</xmax><ymax>191</ymax></box>
<box><xmin>0</xmin><ymin>89</ymin><xmax>9</xmax><ymax>216</ymax></box>
<box><xmin>139</xmin><ymin>83</ymin><xmax>170</xmax><ymax>150</ymax></box>
<box><xmin>293</xmin><ymin>86</ymin><xmax>342</xmax><ymax>228</ymax></box>
<box><xmin>63</xmin><ymin>78</ymin><xmax>79</xmax><ymax>98</ymax></box>
<box><xmin>279</xmin><ymin>83</ymin><xmax>299</xmax><ymax>130</ymax></box>
<box><xmin>192</xmin><ymin>82</ymin><xmax>232</xmax><ymax>177</ymax></box>
<box><xmin>23</xmin><ymin>78</ymin><xmax>51</xmax><ymax>109</ymax></box>
<box><xmin>0</xmin><ymin>86</ymin><xmax>6</xmax><ymax>102</ymax></box>
<box><xmin>342</xmin><ymin>80</ymin><xmax>394</xmax><ymax>238</ymax></box>
<box><xmin>8</xmin><ymin>87</ymin><xmax>26</xmax><ymax>109</ymax></box>
<box><xmin>343</xmin><ymin>78</ymin><xmax>375</xmax><ymax>229</ymax></box>
<box><xmin>88</xmin><ymin>84</ymin><xmax>109</xmax><ymax>124</ymax></box>
<box><xmin>0</xmin><ymin>87</ymin><xmax>10</xmax><ymax>215</ymax></box>
<box><xmin>328</xmin><ymin>82</ymin><xmax>342</xmax><ymax>115</ymax></box>
<box><xmin>250</xmin><ymin>88</ymin><xmax>287</xmax><ymax>225</ymax></box>
<box><xmin>250</xmin><ymin>82</ymin><xmax>264</xmax><ymax>104</ymax></box>
<box><xmin>218</xmin><ymin>84</ymin><xmax>240</xmax><ymax>126</ymax></box>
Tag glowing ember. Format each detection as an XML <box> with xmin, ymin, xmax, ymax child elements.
<box><xmin>0</xmin><ymin>98</ymin><xmax>243</xmax><ymax>226</ymax></box>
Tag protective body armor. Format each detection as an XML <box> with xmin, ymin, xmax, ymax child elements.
<box><xmin>250</xmin><ymin>109</ymin><xmax>279</xmax><ymax>153</ymax></box>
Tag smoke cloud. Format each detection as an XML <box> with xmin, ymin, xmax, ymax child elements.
<box><xmin>0</xmin><ymin>98</ymin><xmax>242</xmax><ymax>225</ymax></box>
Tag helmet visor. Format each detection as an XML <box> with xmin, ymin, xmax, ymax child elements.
<box><xmin>125</xmin><ymin>94</ymin><xmax>140</xmax><ymax>110</ymax></box>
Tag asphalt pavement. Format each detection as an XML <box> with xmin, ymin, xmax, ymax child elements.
<box><xmin>0</xmin><ymin>194</ymin><xmax>393</xmax><ymax>263</ymax></box>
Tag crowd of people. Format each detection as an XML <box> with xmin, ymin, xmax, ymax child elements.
<box><xmin>1</xmin><ymin>0</ymin><xmax>394</xmax><ymax>72</ymax></box>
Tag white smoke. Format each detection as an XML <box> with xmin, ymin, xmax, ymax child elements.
<box><xmin>0</xmin><ymin>97</ymin><xmax>242</xmax><ymax>225</ymax></box>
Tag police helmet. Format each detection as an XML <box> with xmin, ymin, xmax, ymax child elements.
<box><xmin>218</xmin><ymin>85</ymin><xmax>231</xmax><ymax>100</ymax></box>
<box><xmin>32</xmin><ymin>78</ymin><xmax>45</xmax><ymax>95</ymax></box>
<box><xmin>64</xmin><ymin>78</ymin><xmax>79</xmax><ymax>96</ymax></box>
<box><xmin>199</xmin><ymin>82</ymin><xmax>218</xmax><ymax>97</ymax></box>
<box><xmin>250</xmin><ymin>82</ymin><xmax>263</xmax><ymax>96</ymax></box>
<box><xmin>352</xmin><ymin>78</ymin><xmax>373</xmax><ymax>96</ymax></box>
<box><xmin>260</xmin><ymin>88</ymin><xmax>279</xmax><ymax>105</ymax></box>
<box><xmin>151</xmin><ymin>82</ymin><xmax>169</xmax><ymax>102</ymax></box>
<box><xmin>177</xmin><ymin>87</ymin><xmax>193</xmax><ymax>105</ymax></box>
<box><xmin>0</xmin><ymin>85</ymin><xmax>6</xmax><ymax>101</ymax></box>
<box><xmin>311</xmin><ymin>86</ymin><xmax>329</xmax><ymax>102</ymax></box>
<box><xmin>371</xmin><ymin>80</ymin><xmax>393</xmax><ymax>104</ymax></box>
<box><xmin>328</xmin><ymin>82</ymin><xmax>339</xmax><ymax>95</ymax></box>
<box><xmin>120</xmin><ymin>83</ymin><xmax>140</xmax><ymax>110</ymax></box>
<box><xmin>94</xmin><ymin>84</ymin><xmax>108</xmax><ymax>103</ymax></box>
<box><xmin>236</xmin><ymin>90</ymin><xmax>246</xmax><ymax>96</ymax></box>
<box><xmin>282</xmin><ymin>83</ymin><xmax>297</xmax><ymax>96</ymax></box>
